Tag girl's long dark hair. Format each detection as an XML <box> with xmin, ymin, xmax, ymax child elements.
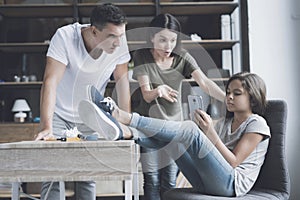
<box><xmin>226</xmin><ymin>72</ymin><xmax>267</xmax><ymax>117</ymax></box>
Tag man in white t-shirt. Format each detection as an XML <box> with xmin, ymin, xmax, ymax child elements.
<box><xmin>34</xmin><ymin>3</ymin><xmax>131</xmax><ymax>199</ymax></box>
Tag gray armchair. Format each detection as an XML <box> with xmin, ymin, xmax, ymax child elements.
<box><xmin>164</xmin><ymin>100</ymin><xmax>290</xmax><ymax>200</ymax></box>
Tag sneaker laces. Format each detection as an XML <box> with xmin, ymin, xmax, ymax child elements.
<box><xmin>100</xmin><ymin>97</ymin><xmax>116</xmax><ymax>114</ymax></box>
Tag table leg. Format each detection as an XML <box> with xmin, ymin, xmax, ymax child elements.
<box><xmin>11</xmin><ymin>182</ymin><xmax>20</xmax><ymax>200</ymax></box>
<box><xmin>133</xmin><ymin>171</ymin><xmax>139</xmax><ymax>200</ymax></box>
<box><xmin>124</xmin><ymin>179</ymin><xmax>132</xmax><ymax>200</ymax></box>
<box><xmin>59</xmin><ymin>181</ymin><xmax>66</xmax><ymax>200</ymax></box>
<box><xmin>133</xmin><ymin>144</ymin><xmax>139</xmax><ymax>200</ymax></box>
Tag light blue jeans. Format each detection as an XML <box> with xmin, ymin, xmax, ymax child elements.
<box><xmin>40</xmin><ymin>113</ymin><xmax>96</xmax><ymax>200</ymax></box>
<box><xmin>129</xmin><ymin>113</ymin><xmax>235</xmax><ymax>196</ymax></box>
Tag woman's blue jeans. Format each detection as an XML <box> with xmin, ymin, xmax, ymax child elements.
<box><xmin>129</xmin><ymin>113</ymin><xmax>235</xmax><ymax>196</ymax></box>
<box><xmin>140</xmin><ymin>146</ymin><xmax>178</xmax><ymax>200</ymax></box>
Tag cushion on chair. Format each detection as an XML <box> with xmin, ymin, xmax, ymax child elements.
<box><xmin>163</xmin><ymin>188</ymin><xmax>285</xmax><ymax>200</ymax></box>
<box><xmin>163</xmin><ymin>100</ymin><xmax>290</xmax><ymax>200</ymax></box>
<box><xmin>252</xmin><ymin>100</ymin><xmax>290</xmax><ymax>198</ymax></box>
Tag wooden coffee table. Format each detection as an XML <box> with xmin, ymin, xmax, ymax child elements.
<box><xmin>0</xmin><ymin>140</ymin><xmax>139</xmax><ymax>200</ymax></box>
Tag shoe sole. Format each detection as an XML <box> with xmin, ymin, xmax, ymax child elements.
<box><xmin>78</xmin><ymin>100</ymin><xmax>120</xmax><ymax>140</ymax></box>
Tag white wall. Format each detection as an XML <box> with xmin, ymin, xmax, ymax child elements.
<box><xmin>248</xmin><ymin>0</ymin><xmax>300</xmax><ymax>199</ymax></box>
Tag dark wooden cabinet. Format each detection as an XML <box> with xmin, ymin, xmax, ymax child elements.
<box><xmin>0</xmin><ymin>123</ymin><xmax>39</xmax><ymax>143</ymax></box>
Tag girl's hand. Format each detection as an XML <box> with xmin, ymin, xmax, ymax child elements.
<box><xmin>157</xmin><ymin>85</ymin><xmax>178</xmax><ymax>103</ymax></box>
<box><xmin>193</xmin><ymin>109</ymin><xmax>219</xmax><ymax>144</ymax></box>
<box><xmin>193</xmin><ymin>109</ymin><xmax>212</xmax><ymax>132</ymax></box>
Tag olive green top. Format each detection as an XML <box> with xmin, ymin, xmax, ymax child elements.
<box><xmin>132</xmin><ymin>49</ymin><xmax>199</xmax><ymax>121</ymax></box>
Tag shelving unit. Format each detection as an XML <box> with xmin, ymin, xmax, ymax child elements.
<box><xmin>0</xmin><ymin>42</ymin><xmax>49</xmax><ymax>52</ymax></box>
<box><xmin>78</xmin><ymin>2</ymin><xmax>156</xmax><ymax>17</ymax></box>
<box><xmin>0</xmin><ymin>0</ymin><xmax>249</xmax><ymax>119</ymax></box>
<box><xmin>0</xmin><ymin>0</ymin><xmax>249</xmax><ymax>122</ymax></box>
<box><xmin>160</xmin><ymin>1</ymin><xmax>238</xmax><ymax>15</ymax></box>
<box><xmin>0</xmin><ymin>4</ymin><xmax>74</xmax><ymax>17</ymax></box>
<box><xmin>0</xmin><ymin>39</ymin><xmax>238</xmax><ymax>52</ymax></box>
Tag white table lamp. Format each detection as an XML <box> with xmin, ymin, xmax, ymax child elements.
<box><xmin>11</xmin><ymin>99</ymin><xmax>31</xmax><ymax>123</ymax></box>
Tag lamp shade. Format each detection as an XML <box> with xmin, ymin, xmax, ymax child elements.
<box><xmin>11</xmin><ymin>99</ymin><xmax>31</xmax><ymax>112</ymax></box>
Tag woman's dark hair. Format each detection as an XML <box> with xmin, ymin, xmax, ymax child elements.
<box><xmin>147</xmin><ymin>13</ymin><xmax>182</xmax><ymax>54</ymax></box>
<box><xmin>226</xmin><ymin>72</ymin><xmax>267</xmax><ymax>116</ymax></box>
<box><xmin>90</xmin><ymin>3</ymin><xmax>127</xmax><ymax>30</ymax></box>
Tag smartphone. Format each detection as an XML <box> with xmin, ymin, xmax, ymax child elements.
<box><xmin>188</xmin><ymin>95</ymin><xmax>203</xmax><ymax>120</ymax></box>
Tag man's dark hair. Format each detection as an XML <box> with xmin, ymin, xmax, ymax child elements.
<box><xmin>90</xmin><ymin>3</ymin><xmax>127</xmax><ymax>30</ymax></box>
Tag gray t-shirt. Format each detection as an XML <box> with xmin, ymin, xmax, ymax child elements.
<box><xmin>215</xmin><ymin>114</ymin><xmax>271</xmax><ymax>196</ymax></box>
<box><xmin>132</xmin><ymin>49</ymin><xmax>199</xmax><ymax>120</ymax></box>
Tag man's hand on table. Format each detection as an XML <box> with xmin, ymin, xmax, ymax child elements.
<box><xmin>34</xmin><ymin>129</ymin><xmax>54</xmax><ymax>141</ymax></box>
